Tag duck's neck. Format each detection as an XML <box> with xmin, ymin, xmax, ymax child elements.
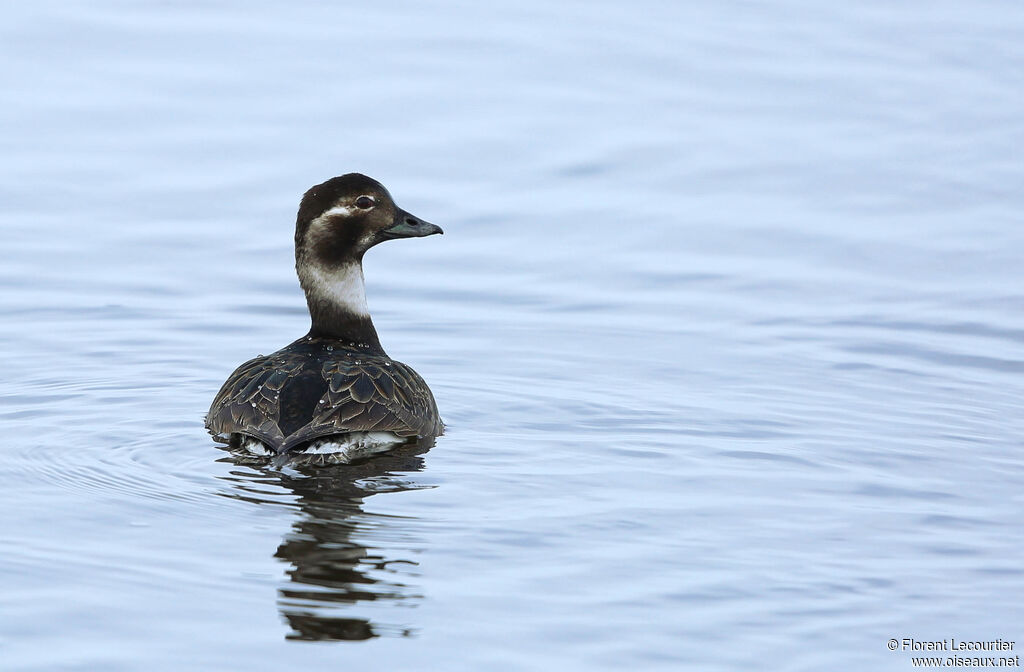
<box><xmin>297</xmin><ymin>258</ymin><xmax>384</xmax><ymax>351</ymax></box>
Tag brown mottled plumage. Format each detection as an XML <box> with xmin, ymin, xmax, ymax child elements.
<box><xmin>206</xmin><ymin>174</ymin><xmax>443</xmax><ymax>457</ymax></box>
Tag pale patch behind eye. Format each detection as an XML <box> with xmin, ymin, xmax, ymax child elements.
<box><xmin>317</xmin><ymin>204</ymin><xmax>357</xmax><ymax>219</ymax></box>
<box><xmin>307</xmin><ymin>206</ymin><xmax>375</xmax><ymax>249</ymax></box>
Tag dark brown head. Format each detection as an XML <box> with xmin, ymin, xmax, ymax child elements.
<box><xmin>293</xmin><ymin>174</ymin><xmax>442</xmax><ymax>344</ymax></box>
<box><xmin>295</xmin><ymin>173</ymin><xmax>442</xmax><ymax>267</ymax></box>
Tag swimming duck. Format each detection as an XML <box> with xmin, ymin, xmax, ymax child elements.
<box><xmin>206</xmin><ymin>173</ymin><xmax>444</xmax><ymax>463</ymax></box>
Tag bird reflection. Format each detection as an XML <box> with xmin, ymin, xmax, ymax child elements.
<box><xmin>216</xmin><ymin>439</ymin><xmax>434</xmax><ymax>641</ymax></box>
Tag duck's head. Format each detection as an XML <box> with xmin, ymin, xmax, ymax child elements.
<box><xmin>295</xmin><ymin>173</ymin><xmax>442</xmax><ymax>265</ymax></box>
<box><xmin>293</xmin><ymin>174</ymin><xmax>442</xmax><ymax>342</ymax></box>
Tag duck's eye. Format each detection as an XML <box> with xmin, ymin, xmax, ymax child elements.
<box><xmin>355</xmin><ymin>196</ymin><xmax>376</xmax><ymax>210</ymax></box>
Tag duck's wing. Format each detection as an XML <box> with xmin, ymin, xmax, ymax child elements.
<box><xmin>205</xmin><ymin>355</ymin><xmax>299</xmax><ymax>450</ymax></box>
<box><xmin>279</xmin><ymin>358</ymin><xmax>442</xmax><ymax>453</ymax></box>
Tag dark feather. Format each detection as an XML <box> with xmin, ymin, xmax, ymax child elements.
<box><xmin>206</xmin><ymin>336</ymin><xmax>443</xmax><ymax>453</ymax></box>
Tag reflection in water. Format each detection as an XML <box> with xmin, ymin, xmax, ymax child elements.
<box><xmin>217</xmin><ymin>439</ymin><xmax>434</xmax><ymax>641</ymax></box>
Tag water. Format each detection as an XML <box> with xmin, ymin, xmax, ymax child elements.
<box><xmin>2</xmin><ymin>2</ymin><xmax>1023</xmax><ymax>670</ymax></box>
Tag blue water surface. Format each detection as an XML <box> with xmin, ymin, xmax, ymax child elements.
<box><xmin>2</xmin><ymin>2</ymin><xmax>1023</xmax><ymax>670</ymax></box>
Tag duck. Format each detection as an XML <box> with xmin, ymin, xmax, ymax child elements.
<box><xmin>206</xmin><ymin>173</ymin><xmax>444</xmax><ymax>464</ymax></box>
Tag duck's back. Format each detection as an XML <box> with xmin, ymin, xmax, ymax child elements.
<box><xmin>206</xmin><ymin>336</ymin><xmax>442</xmax><ymax>453</ymax></box>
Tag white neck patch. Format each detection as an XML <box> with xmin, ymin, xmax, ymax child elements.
<box><xmin>300</xmin><ymin>261</ymin><xmax>369</xmax><ymax>316</ymax></box>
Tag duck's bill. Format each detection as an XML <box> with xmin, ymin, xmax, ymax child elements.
<box><xmin>381</xmin><ymin>208</ymin><xmax>444</xmax><ymax>239</ymax></box>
